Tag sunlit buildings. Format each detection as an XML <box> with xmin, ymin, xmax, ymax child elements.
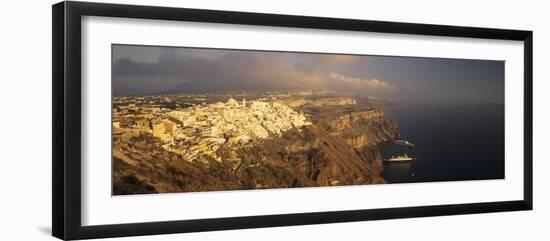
<box><xmin>113</xmin><ymin>94</ymin><xmax>312</xmax><ymax>164</ymax></box>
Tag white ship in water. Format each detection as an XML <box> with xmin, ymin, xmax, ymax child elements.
<box><xmin>385</xmin><ymin>154</ymin><xmax>416</xmax><ymax>162</ymax></box>
<box><xmin>383</xmin><ymin>139</ymin><xmax>416</xmax><ymax>162</ymax></box>
<box><xmin>394</xmin><ymin>139</ymin><xmax>414</xmax><ymax>147</ymax></box>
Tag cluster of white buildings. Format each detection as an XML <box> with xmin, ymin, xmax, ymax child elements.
<box><xmin>152</xmin><ymin>98</ymin><xmax>311</xmax><ymax>163</ymax></box>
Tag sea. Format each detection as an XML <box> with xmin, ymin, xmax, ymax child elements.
<box><xmin>380</xmin><ymin>104</ymin><xmax>505</xmax><ymax>184</ymax></box>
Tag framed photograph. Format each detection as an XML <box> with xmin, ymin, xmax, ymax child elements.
<box><xmin>52</xmin><ymin>1</ymin><xmax>533</xmax><ymax>240</ymax></box>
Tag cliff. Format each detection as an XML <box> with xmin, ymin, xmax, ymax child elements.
<box><xmin>112</xmin><ymin>105</ymin><xmax>398</xmax><ymax>194</ymax></box>
<box><xmin>327</xmin><ymin>109</ymin><xmax>397</xmax><ymax>147</ymax></box>
<box><xmin>233</xmin><ymin>107</ymin><xmax>398</xmax><ymax>187</ymax></box>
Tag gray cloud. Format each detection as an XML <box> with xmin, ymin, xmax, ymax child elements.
<box><xmin>112</xmin><ymin>47</ymin><xmax>397</xmax><ymax>95</ymax></box>
<box><xmin>112</xmin><ymin>45</ymin><xmax>505</xmax><ymax>105</ymax></box>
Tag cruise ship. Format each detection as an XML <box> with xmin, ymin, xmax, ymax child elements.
<box><xmin>385</xmin><ymin>154</ymin><xmax>416</xmax><ymax>162</ymax></box>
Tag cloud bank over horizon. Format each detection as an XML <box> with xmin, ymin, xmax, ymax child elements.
<box><xmin>112</xmin><ymin>45</ymin><xmax>504</xmax><ymax>104</ymax></box>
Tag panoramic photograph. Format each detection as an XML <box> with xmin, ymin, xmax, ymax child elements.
<box><xmin>111</xmin><ymin>44</ymin><xmax>504</xmax><ymax>195</ymax></box>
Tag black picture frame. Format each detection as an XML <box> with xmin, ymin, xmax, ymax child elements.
<box><xmin>52</xmin><ymin>1</ymin><xmax>533</xmax><ymax>240</ymax></box>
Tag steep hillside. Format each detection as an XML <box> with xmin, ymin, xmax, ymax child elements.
<box><xmin>112</xmin><ymin>105</ymin><xmax>398</xmax><ymax>194</ymax></box>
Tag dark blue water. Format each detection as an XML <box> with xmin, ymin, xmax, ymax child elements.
<box><xmin>380</xmin><ymin>104</ymin><xmax>505</xmax><ymax>183</ymax></box>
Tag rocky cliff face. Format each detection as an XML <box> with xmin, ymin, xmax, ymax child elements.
<box><xmin>327</xmin><ymin>109</ymin><xmax>396</xmax><ymax>148</ymax></box>
<box><xmin>112</xmin><ymin>105</ymin><xmax>398</xmax><ymax>194</ymax></box>
<box><xmin>234</xmin><ymin>107</ymin><xmax>398</xmax><ymax>188</ymax></box>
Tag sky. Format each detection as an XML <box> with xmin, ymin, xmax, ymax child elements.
<box><xmin>112</xmin><ymin>44</ymin><xmax>504</xmax><ymax>104</ymax></box>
